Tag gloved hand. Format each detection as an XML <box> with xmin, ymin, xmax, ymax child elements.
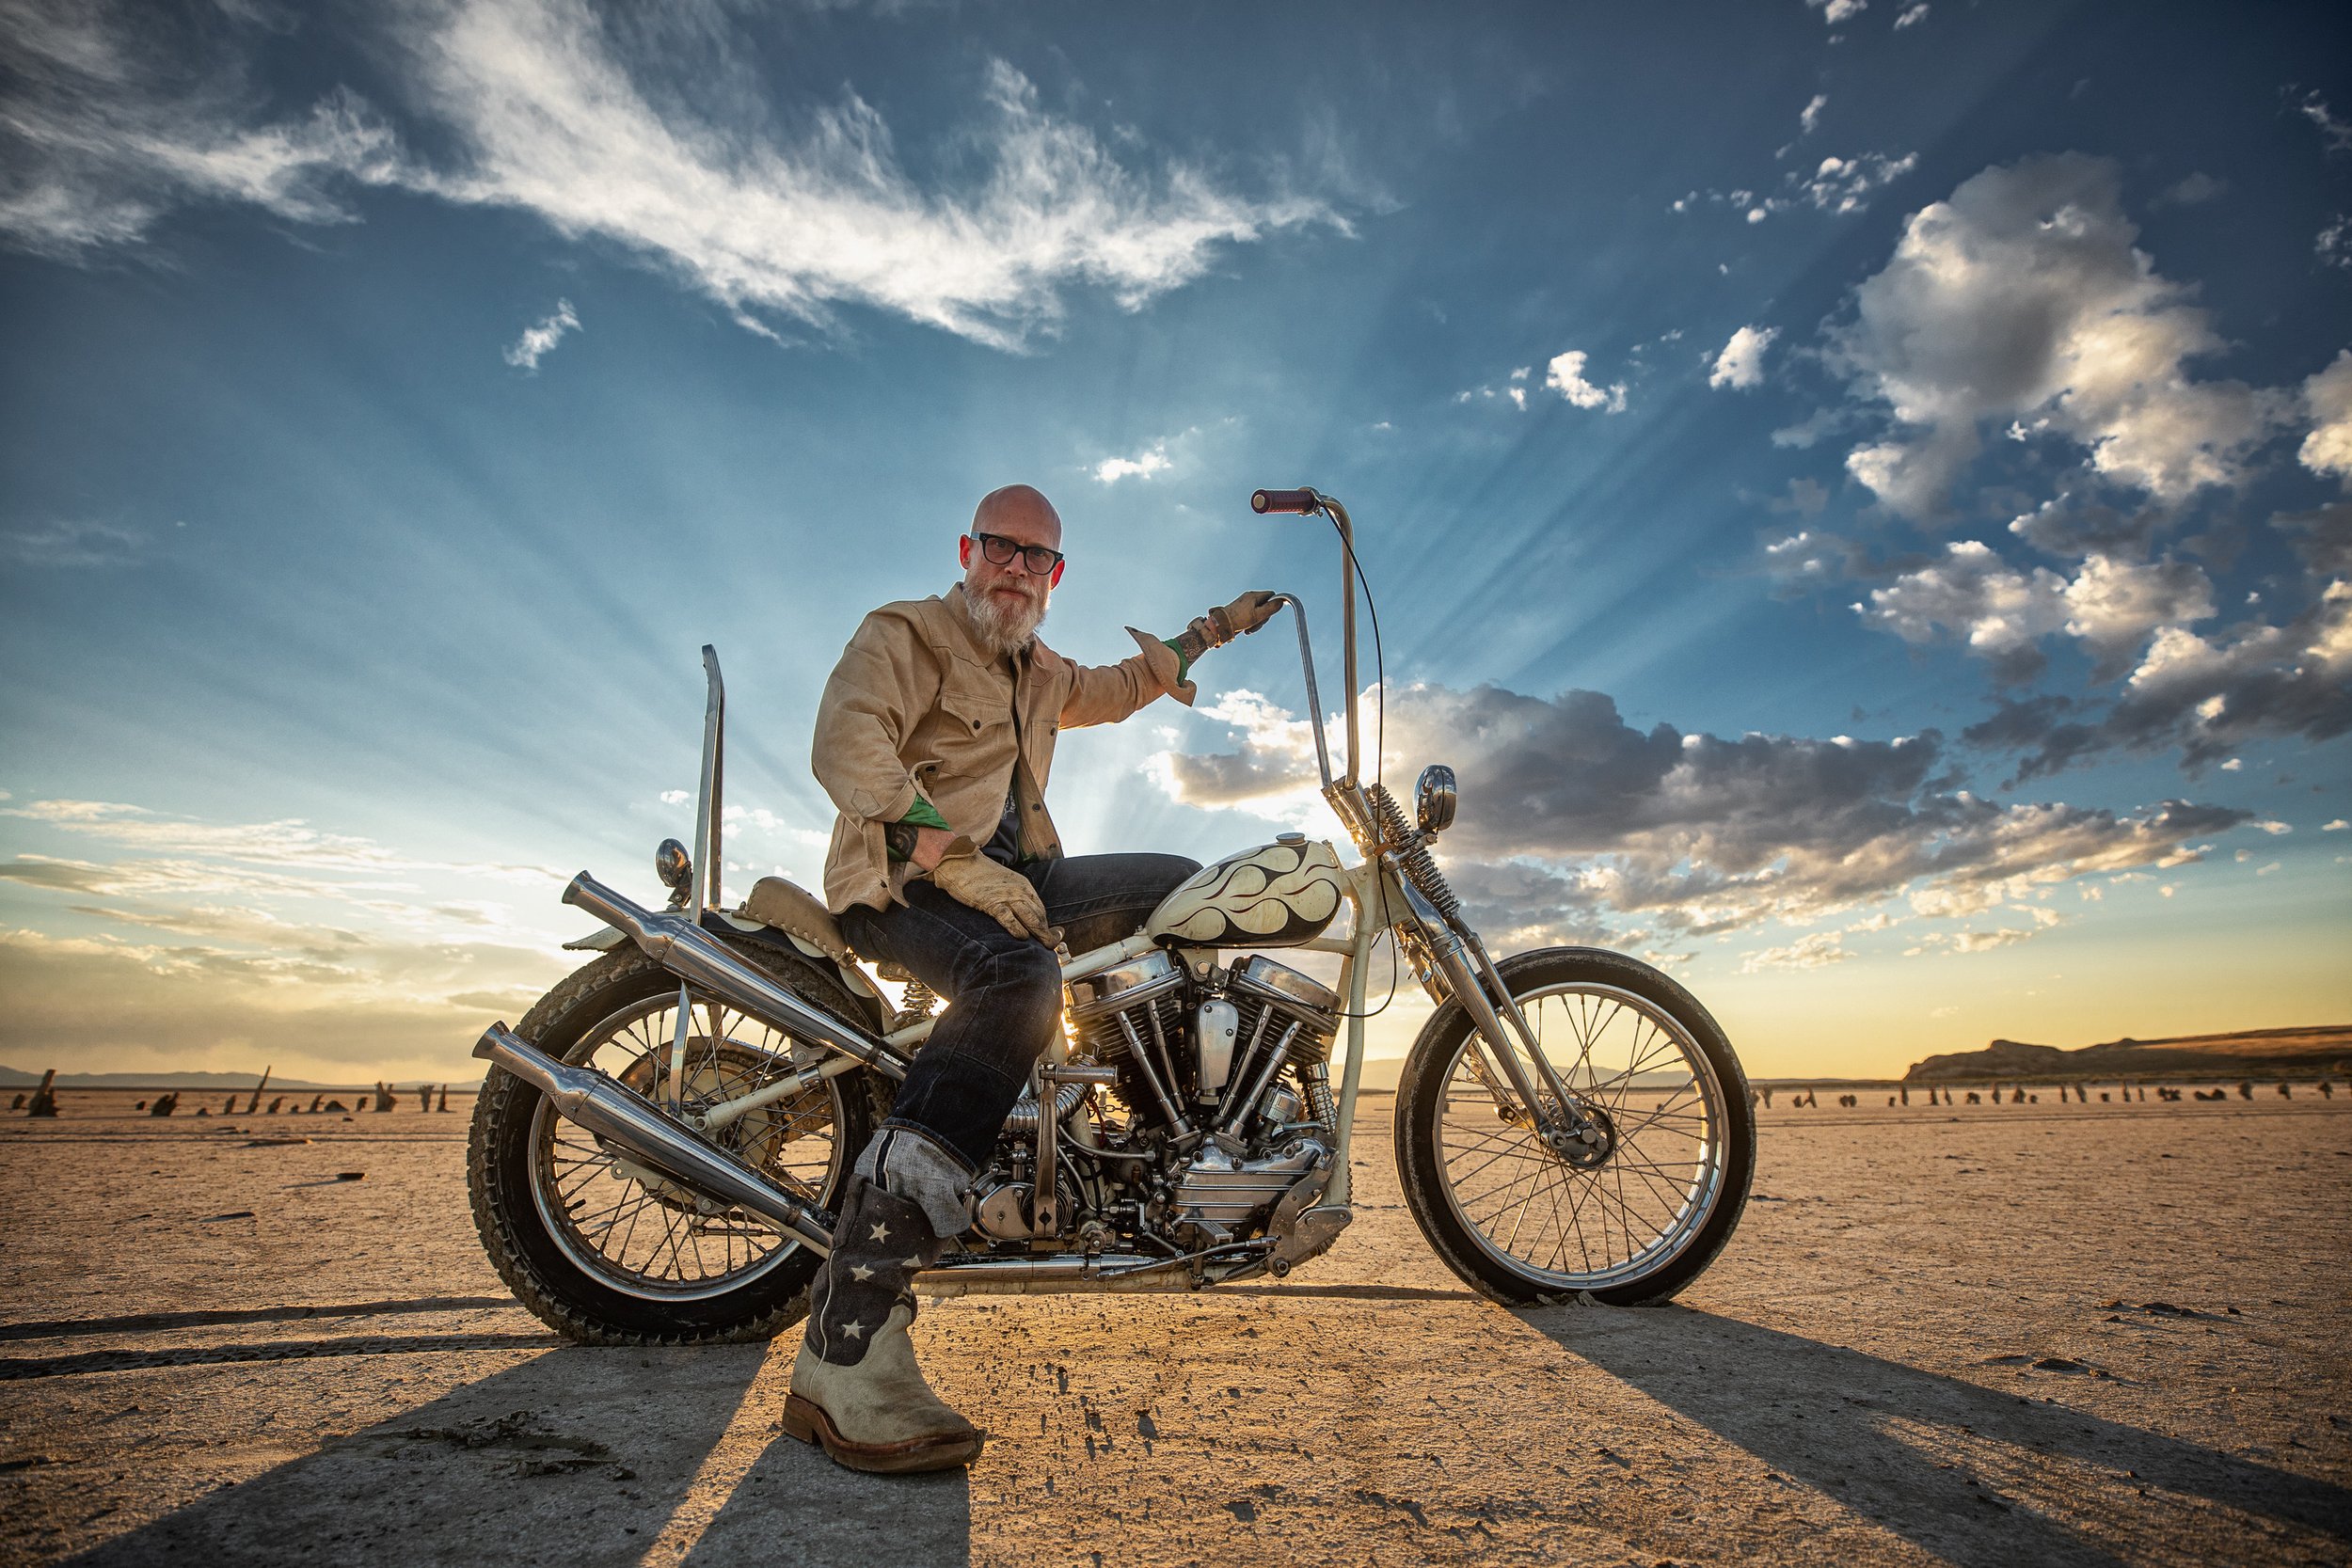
<box><xmin>1203</xmin><ymin>590</ymin><xmax>1281</xmax><ymax>646</ymax></box>
<box><xmin>930</xmin><ymin>853</ymin><xmax>1059</xmax><ymax>946</ymax></box>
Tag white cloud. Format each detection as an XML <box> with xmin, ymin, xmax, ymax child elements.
<box><xmin>2057</xmin><ymin>553</ymin><xmax>2216</xmax><ymax>669</ymax></box>
<box><xmin>2300</xmin><ymin>349</ymin><xmax>2352</xmax><ymax>484</ymax></box>
<box><xmin>502</xmin><ymin>298</ymin><xmax>580</xmax><ymax>371</ymax></box>
<box><xmin>1800</xmin><ymin>152</ymin><xmax>1917</xmax><ymax>214</ymax></box>
<box><xmin>1544</xmin><ymin>350</ymin><xmax>1628</xmax><ymax>414</ymax></box>
<box><xmin>1799</xmin><ymin>94</ymin><xmax>1828</xmax><ymax>136</ymax></box>
<box><xmin>1894</xmin><ymin>3</ymin><xmax>1930</xmax><ymax>27</ymax></box>
<box><xmin>1858</xmin><ymin>545</ymin><xmax>2217</xmax><ymax>678</ymax></box>
<box><xmin>1740</xmin><ymin>931</ymin><xmax>1849</xmax><ymax>973</ymax></box>
<box><xmin>1858</xmin><ymin>542</ymin><xmax>2068</xmax><ymax>658</ymax></box>
<box><xmin>2324</xmin><ymin>819</ymin><xmax>2348</xmax><ymax>832</ymax></box>
<box><xmin>1709</xmin><ymin>325</ymin><xmax>1777</xmax><ymax>390</ymax></box>
<box><xmin>1093</xmin><ymin>443</ymin><xmax>1171</xmax><ymax>484</ymax></box>
<box><xmin>2</xmin><ymin>0</ymin><xmax>1334</xmax><ymax>353</ymax></box>
<box><xmin>1834</xmin><ymin>154</ymin><xmax>2290</xmax><ymax>517</ymax></box>
<box><xmin>1805</xmin><ymin>0</ymin><xmax>1867</xmax><ymax>24</ymax></box>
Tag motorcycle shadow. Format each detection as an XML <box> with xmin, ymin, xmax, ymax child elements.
<box><xmin>1527</xmin><ymin>1305</ymin><xmax>2351</xmax><ymax>1568</ymax></box>
<box><xmin>62</xmin><ymin>1338</ymin><xmax>970</xmax><ymax>1568</ymax></box>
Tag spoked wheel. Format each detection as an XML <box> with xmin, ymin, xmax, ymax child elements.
<box><xmin>469</xmin><ymin>945</ymin><xmax>877</xmax><ymax>1344</ymax></box>
<box><xmin>1396</xmin><ymin>947</ymin><xmax>1754</xmax><ymax>1306</ymax></box>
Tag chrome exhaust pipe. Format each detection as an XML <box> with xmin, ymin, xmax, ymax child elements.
<box><xmin>564</xmin><ymin>871</ymin><xmax>908</xmax><ymax>1082</ymax></box>
<box><xmin>912</xmin><ymin>1255</ymin><xmax>1207</xmax><ymax>1296</ymax></box>
<box><xmin>473</xmin><ymin>1022</ymin><xmax>836</xmax><ymax>1256</ymax></box>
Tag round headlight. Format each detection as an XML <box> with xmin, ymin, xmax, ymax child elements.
<box><xmin>654</xmin><ymin>837</ymin><xmax>693</xmax><ymax>895</ymax></box>
<box><xmin>1415</xmin><ymin>764</ymin><xmax>1458</xmax><ymax>835</ymax></box>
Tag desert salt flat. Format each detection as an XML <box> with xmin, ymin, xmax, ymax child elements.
<box><xmin>3</xmin><ymin>1089</ymin><xmax>2347</xmax><ymax>1567</ymax></box>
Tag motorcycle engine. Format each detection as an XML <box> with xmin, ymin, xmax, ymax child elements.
<box><xmin>965</xmin><ymin>951</ymin><xmax>1343</xmax><ymax>1250</ymax></box>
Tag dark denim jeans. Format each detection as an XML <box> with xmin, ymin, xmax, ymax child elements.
<box><xmin>838</xmin><ymin>852</ymin><xmax>1200</xmax><ymax>1170</ymax></box>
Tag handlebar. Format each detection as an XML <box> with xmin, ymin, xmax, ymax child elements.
<box><xmin>1250</xmin><ymin>487</ymin><xmax>1322</xmax><ymax>515</ymax></box>
<box><xmin>1247</xmin><ymin>485</ymin><xmax>1361</xmax><ymax>794</ymax></box>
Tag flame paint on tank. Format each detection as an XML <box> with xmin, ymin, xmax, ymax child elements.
<box><xmin>1146</xmin><ymin>840</ymin><xmax>1345</xmax><ymax>947</ymax></box>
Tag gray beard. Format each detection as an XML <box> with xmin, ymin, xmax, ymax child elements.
<box><xmin>965</xmin><ymin>582</ymin><xmax>1048</xmax><ymax>656</ymax></box>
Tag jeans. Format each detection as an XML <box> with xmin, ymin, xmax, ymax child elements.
<box><xmin>838</xmin><ymin>852</ymin><xmax>1200</xmax><ymax>1170</ymax></box>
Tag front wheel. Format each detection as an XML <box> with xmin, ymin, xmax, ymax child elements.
<box><xmin>1395</xmin><ymin>946</ymin><xmax>1754</xmax><ymax>1306</ymax></box>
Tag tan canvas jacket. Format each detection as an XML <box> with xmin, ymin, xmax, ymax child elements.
<box><xmin>813</xmin><ymin>583</ymin><xmax>1196</xmax><ymax>913</ymax></box>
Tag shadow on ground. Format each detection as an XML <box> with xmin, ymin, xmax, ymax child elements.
<box><xmin>1541</xmin><ymin>1306</ymin><xmax>2352</xmax><ymax>1568</ymax></box>
<box><xmin>63</xmin><ymin>1343</ymin><xmax>971</xmax><ymax>1568</ymax></box>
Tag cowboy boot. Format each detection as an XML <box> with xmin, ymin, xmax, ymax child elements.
<box><xmin>783</xmin><ymin>1132</ymin><xmax>980</xmax><ymax>1473</ymax></box>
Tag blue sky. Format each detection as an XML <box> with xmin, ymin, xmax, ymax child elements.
<box><xmin>2</xmin><ymin>0</ymin><xmax>2347</xmax><ymax>1084</ymax></box>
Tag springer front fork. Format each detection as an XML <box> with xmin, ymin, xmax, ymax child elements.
<box><xmin>1394</xmin><ymin>883</ymin><xmax>1613</xmax><ymax>1165</ymax></box>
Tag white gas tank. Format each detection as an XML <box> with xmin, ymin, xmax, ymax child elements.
<box><xmin>1146</xmin><ymin>837</ymin><xmax>1345</xmax><ymax>948</ymax></box>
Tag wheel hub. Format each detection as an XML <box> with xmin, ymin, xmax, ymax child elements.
<box><xmin>608</xmin><ymin>1040</ymin><xmax>793</xmax><ymax>1215</ymax></box>
<box><xmin>1543</xmin><ymin>1104</ymin><xmax>1616</xmax><ymax>1168</ymax></box>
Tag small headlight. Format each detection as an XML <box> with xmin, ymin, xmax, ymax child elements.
<box><xmin>1415</xmin><ymin>764</ymin><xmax>1457</xmax><ymax>835</ymax></box>
<box><xmin>654</xmin><ymin>837</ymin><xmax>693</xmax><ymax>896</ymax></box>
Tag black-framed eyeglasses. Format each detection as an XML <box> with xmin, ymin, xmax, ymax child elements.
<box><xmin>971</xmin><ymin>531</ymin><xmax>1065</xmax><ymax>575</ymax></box>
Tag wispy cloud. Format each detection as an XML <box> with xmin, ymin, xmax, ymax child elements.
<box><xmin>1895</xmin><ymin>3</ymin><xmax>1930</xmax><ymax>29</ymax></box>
<box><xmin>502</xmin><ymin>298</ymin><xmax>580</xmax><ymax>371</ymax></box>
<box><xmin>2290</xmin><ymin>89</ymin><xmax>2352</xmax><ymax>154</ymax></box>
<box><xmin>0</xmin><ymin>0</ymin><xmax>399</xmax><ymax>258</ymax></box>
<box><xmin>1740</xmin><ymin>930</ymin><xmax>1850</xmax><ymax>973</ymax></box>
<box><xmin>1</xmin><ymin>518</ymin><xmax>143</xmax><ymax>567</ymax></box>
<box><xmin>3</xmin><ymin>0</ymin><xmax>1338</xmax><ymax>352</ymax></box>
<box><xmin>1805</xmin><ymin>0</ymin><xmax>1867</xmax><ymax>25</ymax></box>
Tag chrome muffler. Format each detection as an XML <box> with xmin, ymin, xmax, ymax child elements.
<box><xmin>473</xmin><ymin>1022</ymin><xmax>836</xmax><ymax>1255</ymax></box>
<box><xmin>564</xmin><ymin>871</ymin><xmax>908</xmax><ymax>1081</ymax></box>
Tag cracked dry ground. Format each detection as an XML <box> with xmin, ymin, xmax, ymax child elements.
<box><xmin>3</xmin><ymin>1091</ymin><xmax>2348</xmax><ymax>1567</ymax></box>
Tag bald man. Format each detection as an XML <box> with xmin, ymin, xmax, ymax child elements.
<box><xmin>787</xmin><ymin>484</ymin><xmax>1276</xmax><ymax>1473</ymax></box>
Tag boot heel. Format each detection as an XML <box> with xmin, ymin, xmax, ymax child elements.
<box><xmin>781</xmin><ymin>1394</ymin><xmax>825</xmax><ymax>1447</ymax></box>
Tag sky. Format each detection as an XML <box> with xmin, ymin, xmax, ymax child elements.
<box><xmin>2</xmin><ymin>0</ymin><xmax>2348</xmax><ymax>1086</ymax></box>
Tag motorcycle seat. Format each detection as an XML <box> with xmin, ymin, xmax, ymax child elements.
<box><xmin>737</xmin><ymin>877</ymin><xmax>856</xmax><ymax>967</ymax></box>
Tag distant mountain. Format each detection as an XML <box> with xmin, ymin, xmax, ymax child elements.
<box><xmin>0</xmin><ymin>1066</ymin><xmax>471</xmax><ymax>1090</ymax></box>
<box><xmin>1903</xmin><ymin>1025</ymin><xmax>2352</xmax><ymax>1083</ymax></box>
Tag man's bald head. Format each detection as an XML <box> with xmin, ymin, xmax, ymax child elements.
<box><xmin>972</xmin><ymin>484</ymin><xmax>1062</xmax><ymax>550</ymax></box>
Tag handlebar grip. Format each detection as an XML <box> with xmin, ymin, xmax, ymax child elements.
<box><xmin>1249</xmin><ymin>488</ymin><xmax>1320</xmax><ymax>515</ymax></box>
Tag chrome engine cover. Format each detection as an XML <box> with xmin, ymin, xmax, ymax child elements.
<box><xmin>1171</xmin><ymin>1134</ymin><xmax>1330</xmax><ymax>1229</ymax></box>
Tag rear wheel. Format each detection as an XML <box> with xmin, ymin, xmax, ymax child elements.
<box><xmin>1395</xmin><ymin>947</ymin><xmax>1753</xmax><ymax>1306</ymax></box>
<box><xmin>468</xmin><ymin>943</ymin><xmax>877</xmax><ymax>1344</ymax></box>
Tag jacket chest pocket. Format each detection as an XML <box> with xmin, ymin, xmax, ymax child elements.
<box><xmin>936</xmin><ymin>686</ymin><xmax>1013</xmax><ymax>756</ymax></box>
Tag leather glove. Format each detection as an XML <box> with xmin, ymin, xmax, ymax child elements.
<box><xmin>1200</xmin><ymin>591</ymin><xmax>1281</xmax><ymax>647</ymax></box>
<box><xmin>930</xmin><ymin>853</ymin><xmax>1058</xmax><ymax>946</ymax></box>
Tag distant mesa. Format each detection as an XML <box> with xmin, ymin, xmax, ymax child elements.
<box><xmin>1903</xmin><ymin>1025</ymin><xmax>2352</xmax><ymax>1083</ymax></box>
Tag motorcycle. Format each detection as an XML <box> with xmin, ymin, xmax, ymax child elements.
<box><xmin>466</xmin><ymin>487</ymin><xmax>1754</xmax><ymax>1344</ymax></box>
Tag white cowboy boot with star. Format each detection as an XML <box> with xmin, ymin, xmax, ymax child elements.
<box><xmin>783</xmin><ymin>1132</ymin><xmax>979</xmax><ymax>1473</ymax></box>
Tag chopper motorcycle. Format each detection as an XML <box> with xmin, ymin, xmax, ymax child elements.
<box><xmin>467</xmin><ymin>487</ymin><xmax>1754</xmax><ymax>1344</ymax></box>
